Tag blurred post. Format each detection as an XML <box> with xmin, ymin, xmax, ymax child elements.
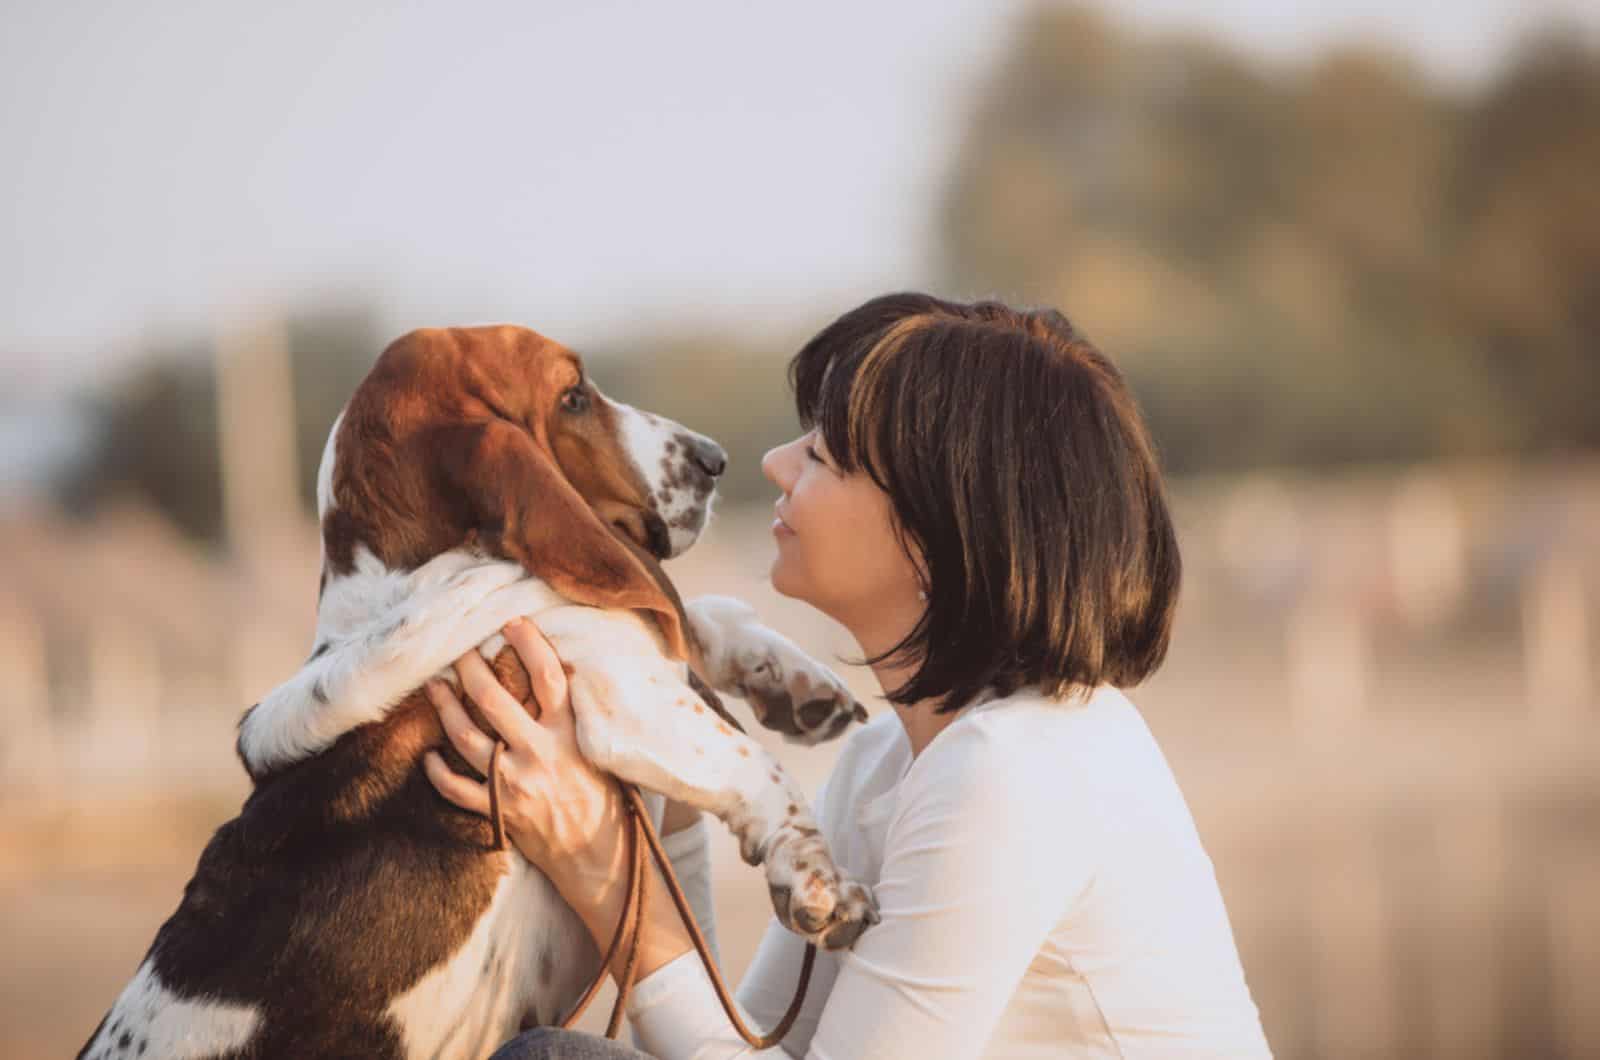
<box><xmin>1387</xmin><ymin>472</ymin><xmax>1466</xmax><ymax>631</ymax></box>
<box><xmin>1285</xmin><ymin>592</ymin><xmax>1370</xmax><ymax>737</ymax></box>
<box><xmin>1521</xmin><ymin>548</ymin><xmax>1593</xmax><ymax>731</ymax></box>
<box><xmin>1427</xmin><ymin>799</ymin><xmax>1507</xmax><ymax>1059</ymax></box>
<box><xmin>215</xmin><ymin>311</ymin><xmax>302</xmax><ymax>575</ymax></box>
<box><xmin>1546</xmin><ymin>846</ymin><xmax>1600</xmax><ymax>1058</ymax></box>
<box><xmin>82</xmin><ymin>614</ymin><xmax>161</xmax><ymax>788</ymax></box>
<box><xmin>1307</xmin><ymin>815</ymin><xmax>1395</xmax><ymax>1057</ymax></box>
<box><xmin>215</xmin><ymin>311</ymin><xmax>309</xmax><ymax>702</ymax></box>
<box><xmin>0</xmin><ymin>594</ymin><xmax>55</xmax><ymax>792</ymax></box>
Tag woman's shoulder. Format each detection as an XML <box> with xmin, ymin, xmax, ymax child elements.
<box><xmin>875</xmin><ymin>689</ymin><xmax>1140</xmax><ymax>880</ymax></box>
<box><xmin>896</xmin><ymin>685</ymin><xmax>1166</xmax><ymax>815</ymax></box>
<box><xmin>931</xmin><ymin>683</ymin><xmax>1143</xmax><ymax>764</ymax></box>
<box><xmin>820</xmin><ymin>685</ymin><xmax>1159</xmax><ymax>822</ymax></box>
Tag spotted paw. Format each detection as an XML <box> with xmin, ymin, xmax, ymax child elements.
<box><xmin>763</xmin><ymin>826</ymin><xmax>880</xmax><ymax>950</ymax></box>
<box><xmin>733</xmin><ymin>634</ymin><xmax>868</xmax><ymax>746</ymax></box>
<box><xmin>820</xmin><ymin>878</ymin><xmax>879</xmax><ymax>949</ymax></box>
<box><xmin>769</xmin><ymin>873</ymin><xmax>879</xmax><ymax>951</ymax></box>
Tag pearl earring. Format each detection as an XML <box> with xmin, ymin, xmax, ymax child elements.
<box><xmin>918</xmin><ymin>588</ymin><xmax>928</xmax><ymax>602</ymax></box>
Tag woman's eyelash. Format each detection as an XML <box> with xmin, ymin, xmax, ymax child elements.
<box><xmin>806</xmin><ymin>446</ymin><xmax>826</xmax><ymax>464</ymax></box>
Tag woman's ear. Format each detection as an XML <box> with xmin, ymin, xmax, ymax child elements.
<box><xmin>438</xmin><ymin>418</ymin><xmax>689</xmax><ymax>660</ymax></box>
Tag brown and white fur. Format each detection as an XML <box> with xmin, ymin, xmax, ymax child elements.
<box><xmin>80</xmin><ymin>325</ymin><xmax>877</xmax><ymax>1060</ymax></box>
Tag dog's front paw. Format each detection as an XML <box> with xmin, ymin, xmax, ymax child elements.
<box><xmin>769</xmin><ymin>872</ymin><xmax>880</xmax><ymax>952</ymax></box>
<box><xmin>819</xmin><ymin>878</ymin><xmax>879</xmax><ymax>950</ymax></box>
<box><xmin>765</xmin><ymin>830</ymin><xmax>880</xmax><ymax>950</ymax></box>
<box><xmin>733</xmin><ymin>635</ymin><xmax>868</xmax><ymax>746</ymax></box>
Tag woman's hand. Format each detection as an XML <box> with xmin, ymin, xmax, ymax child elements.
<box><xmin>422</xmin><ymin>617</ymin><xmax>627</xmax><ymax>896</ymax></box>
<box><xmin>422</xmin><ymin>616</ymin><xmax>697</xmax><ymax>981</ymax></box>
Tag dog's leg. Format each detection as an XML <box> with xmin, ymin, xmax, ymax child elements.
<box><xmin>686</xmin><ymin>596</ymin><xmax>868</xmax><ymax>746</ymax></box>
<box><xmin>542</xmin><ymin>619</ymin><xmax>877</xmax><ymax>951</ymax></box>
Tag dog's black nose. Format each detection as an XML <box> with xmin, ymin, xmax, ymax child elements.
<box><xmin>690</xmin><ymin>438</ymin><xmax>727</xmax><ymax>478</ymax></box>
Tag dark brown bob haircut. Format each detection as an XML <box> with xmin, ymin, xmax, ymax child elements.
<box><xmin>790</xmin><ymin>292</ymin><xmax>1181</xmax><ymax>714</ymax></box>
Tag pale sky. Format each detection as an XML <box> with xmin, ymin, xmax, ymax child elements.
<box><xmin>4</xmin><ymin>0</ymin><xmax>1597</xmax><ymax>390</ymax></box>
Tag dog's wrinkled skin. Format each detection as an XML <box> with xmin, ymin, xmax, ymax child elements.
<box><xmin>80</xmin><ymin>326</ymin><xmax>875</xmax><ymax>1060</ymax></box>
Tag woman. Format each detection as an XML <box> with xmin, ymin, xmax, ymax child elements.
<box><xmin>424</xmin><ymin>293</ymin><xmax>1272</xmax><ymax>1058</ymax></box>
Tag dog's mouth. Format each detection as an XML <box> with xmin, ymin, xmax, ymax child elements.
<box><xmin>606</xmin><ymin>508</ymin><xmax>673</xmax><ymax>561</ymax></box>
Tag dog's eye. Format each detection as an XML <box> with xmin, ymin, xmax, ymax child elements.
<box><xmin>560</xmin><ymin>387</ymin><xmax>590</xmax><ymax>414</ymax></box>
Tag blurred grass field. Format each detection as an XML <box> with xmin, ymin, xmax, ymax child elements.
<box><xmin>4</xmin><ymin>481</ymin><xmax>1597</xmax><ymax>1059</ymax></box>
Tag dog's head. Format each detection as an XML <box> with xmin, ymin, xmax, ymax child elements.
<box><xmin>317</xmin><ymin>325</ymin><xmax>725</xmax><ymax>659</ymax></box>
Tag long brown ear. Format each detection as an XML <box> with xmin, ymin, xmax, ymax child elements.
<box><xmin>603</xmin><ymin>532</ymin><xmax>744</xmax><ymax>734</ymax></box>
<box><xmin>439</xmin><ymin>419</ymin><xmax>689</xmax><ymax>660</ymax></box>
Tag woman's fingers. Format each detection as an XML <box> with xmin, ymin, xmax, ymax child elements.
<box><xmin>423</xmin><ymin>750</ymin><xmax>491</xmax><ymax>816</ymax></box>
<box><xmin>504</xmin><ymin>618</ymin><xmax>571</xmax><ymax>723</ymax></box>
<box><xmin>425</xmin><ymin>678</ymin><xmax>497</xmax><ymax>775</ymax></box>
<box><xmin>454</xmin><ymin>649</ymin><xmax>549</xmax><ymax>754</ymax></box>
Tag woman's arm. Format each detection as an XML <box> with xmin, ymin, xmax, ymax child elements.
<box><xmin>624</xmin><ymin>717</ymin><xmax>1092</xmax><ymax>1060</ymax></box>
<box><xmin>659</xmin><ymin>810</ymin><xmax>722</xmax><ymax>967</ymax></box>
<box><xmin>426</xmin><ymin>622</ymin><xmax>1085</xmax><ymax>1059</ymax></box>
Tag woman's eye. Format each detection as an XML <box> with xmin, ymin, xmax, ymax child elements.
<box><xmin>561</xmin><ymin>388</ymin><xmax>590</xmax><ymax>414</ymax></box>
<box><xmin>805</xmin><ymin>446</ymin><xmax>825</xmax><ymax>464</ymax></box>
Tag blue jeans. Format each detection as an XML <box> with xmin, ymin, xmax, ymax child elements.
<box><xmin>490</xmin><ymin>1027</ymin><xmax>653</xmax><ymax>1059</ymax></box>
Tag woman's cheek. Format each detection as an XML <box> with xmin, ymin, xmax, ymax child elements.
<box><xmin>786</xmin><ymin>523</ymin><xmax>832</xmax><ymax>602</ymax></box>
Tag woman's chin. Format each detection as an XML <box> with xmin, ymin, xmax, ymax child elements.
<box><xmin>768</xmin><ymin>554</ymin><xmax>807</xmax><ymax>603</ymax></box>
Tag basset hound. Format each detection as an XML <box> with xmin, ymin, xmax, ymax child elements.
<box><xmin>79</xmin><ymin>325</ymin><xmax>878</xmax><ymax>1060</ymax></box>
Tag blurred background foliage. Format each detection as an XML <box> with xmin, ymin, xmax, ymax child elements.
<box><xmin>942</xmin><ymin>7</ymin><xmax>1600</xmax><ymax>472</ymax></box>
<box><xmin>60</xmin><ymin>305</ymin><xmax>379</xmax><ymax>540</ymax></box>
<box><xmin>49</xmin><ymin>7</ymin><xmax>1600</xmax><ymax>538</ymax></box>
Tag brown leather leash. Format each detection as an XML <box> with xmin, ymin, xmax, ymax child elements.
<box><xmin>486</xmin><ymin>740</ymin><xmax>818</xmax><ymax>1047</ymax></box>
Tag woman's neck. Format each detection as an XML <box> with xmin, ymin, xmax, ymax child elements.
<box><xmin>840</xmin><ymin>596</ymin><xmax>961</xmax><ymax>758</ymax></box>
<box><xmin>867</xmin><ymin>655</ymin><xmax>961</xmax><ymax>759</ymax></box>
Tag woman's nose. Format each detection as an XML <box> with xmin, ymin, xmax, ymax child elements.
<box><xmin>761</xmin><ymin>442</ymin><xmax>792</xmax><ymax>492</ymax></box>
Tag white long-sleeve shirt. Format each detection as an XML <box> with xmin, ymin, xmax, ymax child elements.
<box><xmin>632</xmin><ymin>685</ymin><xmax>1272</xmax><ymax>1059</ymax></box>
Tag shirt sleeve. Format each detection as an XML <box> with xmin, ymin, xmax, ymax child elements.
<box><xmin>629</xmin><ymin>780</ymin><xmax>841</xmax><ymax>1060</ymax></box>
<box><xmin>628</xmin><ymin>719</ymin><xmax>1096</xmax><ymax>1060</ymax></box>
<box><xmin>661</xmin><ymin>815</ymin><xmax>721</xmax><ymax>968</ymax></box>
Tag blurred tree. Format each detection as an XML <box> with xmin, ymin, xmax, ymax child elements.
<box><xmin>53</xmin><ymin>10</ymin><xmax>1600</xmax><ymax>533</ymax></box>
<box><xmin>589</xmin><ymin>333</ymin><xmax>799</xmax><ymax>504</ymax></box>
<box><xmin>286</xmin><ymin>305</ymin><xmax>383</xmax><ymax>511</ymax></box>
<box><xmin>73</xmin><ymin>341</ymin><xmax>224</xmax><ymax>541</ymax></box>
<box><xmin>63</xmin><ymin>303</ymin><xmax>381</xmax><ymax>542</ymax></box>
<box><xmin>937</xmin><ymin>5</ymin><xmax>1599</xmax><ymax>472</ymax></box>
<box><xmin>1447</xmin><ymin>30</ymin><xmax>1600</xmax><ymax>451</ymax></box>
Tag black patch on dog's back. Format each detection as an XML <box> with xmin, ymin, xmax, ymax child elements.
<box><xmin>83</xmin><ymin>695</ymin><xmax>506</xmax><ymax>1058</ymax></box>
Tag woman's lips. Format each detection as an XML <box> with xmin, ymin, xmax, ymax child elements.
<box><xmin>772</xmin><ymin>507</ymin><xmax>795</xmax><ymax>537</ymax></box>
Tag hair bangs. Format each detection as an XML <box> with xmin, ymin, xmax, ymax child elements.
<box><xmin>789</xmin><ymin>294</ymin><xmax>947</xmax><ymax>488</ymax></box>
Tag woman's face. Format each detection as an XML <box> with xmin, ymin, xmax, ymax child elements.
<box><xmin>761</xmin><ymin>431</ymin><xmax>924</xmax><ymax>631</ymax></box>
